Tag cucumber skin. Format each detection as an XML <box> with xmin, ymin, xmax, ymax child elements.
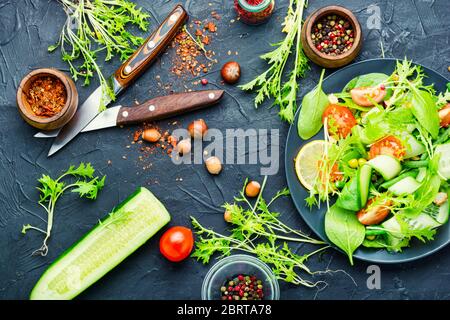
<box><xmin>30</xmin><ymin>187</ymin><xmax>170</xmax><ymax>300</ymax></box>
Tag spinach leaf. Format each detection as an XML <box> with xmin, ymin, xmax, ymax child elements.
<box><xmin>325</xmin><ymin>204</ymin><xmax>365</xmax><ymax>265</ymax></box>
<box><xmin>410</xmin><ymin>90</ymin><xmax>440</xmax><ymax>138</ymax></box>
<box><xmin>343</xmin><ymin>73</ymin><xmax>389</xmax><ymax>92</ymax></box>
<box><xmin>335</xmin><ymin>174</ymin><xmax>362</xmax><ymax>211</ymax></box>
<box><xmin>297</xmin><ymin>69</ymin><xmax>329</xmax><ymax>140</ymax></box>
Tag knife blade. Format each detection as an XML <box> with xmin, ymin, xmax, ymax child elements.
<box><xmin>45</xmin><ymin>5</ymin><xmax>188</xmax><ymax>156</ymax></box>
<box><xmin>35</xmin><ymin>90</ymin><xmax>224</xmax><ymax>137</ymax></box>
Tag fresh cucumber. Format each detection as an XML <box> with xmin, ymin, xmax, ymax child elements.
<box><xmin>401</xmin><ymin>133</ymin><xmax>426</xmax><ymax>158</ymax></box>
<box><xmin>435</xmin><ymin>143</ymin><xmax>450</xmax><ymax>179</ymax></box>
<box><xmin>358</xmin><ymin>165</ymin><xmax>372</xmax><ymax>207</ymax></box>
<box><xmin>380</xmin><ymin>170</ymin><xmax>418</xmax><ymax>189</ymax></box>
<box><xmin>30</xmin><ymin>187</ymin><xmax>171</xmax><ymax>300</ymax></box>
<box><xmin>426</xmin><ymin>201</ymin><xmax>449</xmax><ymax>224</ymax></box>
<box><xmin>416</xmin><ymin>167</ymin><xmax>427</xmax><ymax>182</ymax></box>
<box><xmin>388</xmin><ymin>176</ymin><xmax>421</xmax><ymax>196</ymax></box>
<box><xmin>368</xmin><ymin>155</ymin><xmax>402</xmax><ymax>180</ymax></box>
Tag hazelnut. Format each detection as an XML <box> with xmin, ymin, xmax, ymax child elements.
<box><xmin>224</xmin><ymin>210</ymin><xmax>232</xmax><ymax>223</ymax></box>
<box><xmin>205</xmin><ymin>156</ymin><xmax>222</xmax><ymax>175</ymax></box>
<box><xmin>221</xmin><ymin>61</ymin><xmax>241</xmax><ymax>84</ymax></box>
<box><xmin>142</xmin><ymin>128</ymin><xmax>161</xmax><ymax>143</ymax></box>
<box><xmin>188</xmin><ymin>119</ymin><xmax>208</xmax><ymax>139</ymax></box>
<box><xmin>245</xmin><ymin>181</ymin><xmax>261</xmax><ymax>198</ymax></box>
<box><xmin>176</xmin><ymin>139</ymin><xmax>191</xmax><ymax>155</ymax></box>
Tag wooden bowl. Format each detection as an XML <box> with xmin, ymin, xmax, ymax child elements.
<box><xmin>16</xmin><ymin>68</ymin><xmax>78</xmax><ymax>131</ymax></box>
<box><xmin>301</xmin><ymin>6</ymin><xmax>362</xmax><ymax>68</ymax></box>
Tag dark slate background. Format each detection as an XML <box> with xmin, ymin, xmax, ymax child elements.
<box><xmin>0</xmin><ymin>0</ymin><xmax>449</xmax><ymax>300</ymax></box>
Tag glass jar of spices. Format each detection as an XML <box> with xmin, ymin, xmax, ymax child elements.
<box><xmin>234</xmin><ymin>0</ymin><xmax>275</xmax><ymax>25</ymax></box>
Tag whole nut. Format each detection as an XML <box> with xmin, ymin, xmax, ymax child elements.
<box><xmin>245</xmin><ymin>181</ymin><xmax>261</xmax><ymax>198</ymax></box>
<box><xmin>142</xmin><ymin>128</ymin><xmax>161</xmax><ymax>143</ymax></box>
<box><xmin>188</xmin><ymin>119</ymin><xmax>208</xmax><ymax>139</ymax></box>
<box><xmin>205</xmin><ymin>156</ymin><xmax>222</xmax><ymax>175</ymax></box>
<box><xmin>224</xmin><ymin>210</ymin><xmax>232</xmax><ymax>223</ymax></box>
<box><xmin>176</xmin><ymin>139</ymin><xmax>191</xmax><ymax>155</ymax></box>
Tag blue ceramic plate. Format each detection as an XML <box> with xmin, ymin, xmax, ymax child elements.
<box><xmin>285</xmin><ymin>58</ymin><xmax>450</xmax><ymax>264</ymax></box>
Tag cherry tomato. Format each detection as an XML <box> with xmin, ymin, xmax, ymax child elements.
<box><xmin>357</xmin><ymin>198</ymin><xmax>392</xmax><ymax>225</ymax></box>
<box><xmin>350</xmin><ymin>85</ymin><xmax>386</xmax><ymax>107</ymax></box>
<box><xmin>322</xmin><ymin>104</ymin><xmax>357</xmax><ymax>138</ymax></box>
<box><xmin>368</xmin><ymin>135</ymin><xmax>405</xmax><ymax>160</ymax></box>
<box><xmin>159</xmin><ymin>226</ymin><xmax>194</xmax><ymax>262</ymax></box>
<box><xmin>438</xmin><ymin>103</ymin><xmax>450</xmax><ymax>128</ymax></box>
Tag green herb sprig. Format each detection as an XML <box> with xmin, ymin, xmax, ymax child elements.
<box><xmin>22</xmin><ymin>163</ymin><xmax>106</xmax><ymax>256</ymax></box>
<box><xmin>240</xmin><ymin>0</ymin><xmax>309</xmax><ymax>123</ymax></box>
<box><xmin>191</xmin><ymin>177</ymin><xmax>335</xmax><ymax>288</ymax></box>
<box><xmin>50</xmin><ymin>0</ymin><xmax>150</xmax><ymax>109</ymax></box>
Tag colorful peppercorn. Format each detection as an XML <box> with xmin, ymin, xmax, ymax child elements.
<box><xmin>311</xmin><ymin>14</ymin><xmax>354</xmax><ymax>56</ymax></box>
<box><xmin>234</xmin><ymin>0</ymin><xmax>275</xmax><ymax>25</ymax></box>
<box><xmin>220</xmin><ymin>274</ymin><xmax>264</xmax><ymax>300</ymax></box>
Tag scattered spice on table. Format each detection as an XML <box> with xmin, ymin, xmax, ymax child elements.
<box><xmin>26</xmin><ymin>76</ymin><xmax>66</xmax><ymax>117</ymax></box>
<box><xmin>220</xmin><ymin>274</ymin><xmax>264</xmax><ymax>300</ymax></box>
<box><xmin>170</xmin><ymin>18</ymin><xmax>218</xmax><ymax>77</ymax></box>
<box><xmin>311</xmin><ymin>14</ymin><xmax>354</xmax><ymax>56</ymax></box>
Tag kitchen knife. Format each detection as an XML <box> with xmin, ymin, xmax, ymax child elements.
<box><xmin>44</xmin><ymin>5</ymin><xmax>188</xmax><ymax>156</ymax></box>
<box><xmin>34</xmin><ymin>90</ymin><xmax>224</xmax><ymax>136</ymax></box>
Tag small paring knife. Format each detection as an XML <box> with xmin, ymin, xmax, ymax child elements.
<box><xmin>35</xmin><ymin>90</ymin><xmax>224</xmax><ymax>136</ymax></box>
<box><xmin>42</xmin><ymin>5</ymin><xmax>188</xmax><ymax>156</ymax></box>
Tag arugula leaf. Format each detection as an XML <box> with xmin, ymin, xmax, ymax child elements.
<box><xmin>325</xmin><ymin>204</ymin><xmax>365</xmax><ymax>265</ymax></box>
<box><xmin>297</xmin><ymin>69</ymin><xmax>329</xmax><ymax>139</ymax></box>
<box><xmin>410</xmin><ymin>90</ymin><xmax>440</xmax><ymax>138</ymax></box>
<box><xmin>22</xmin><ymin>163</ymin><xmax>106</xmax><ymax>256</ymax></box>
<box><xmin>240</xmin><ymin>0</ymin><xmax>309</xmax><ymax>123</ymax></box>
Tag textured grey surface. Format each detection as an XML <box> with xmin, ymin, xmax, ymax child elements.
<box><xmin>0</xmin><ymin>0</ymin><xmax>449</xmax><ymax>300</ymax></box>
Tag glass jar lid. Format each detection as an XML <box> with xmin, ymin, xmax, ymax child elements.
<box><xmin>237</xmin><ymin>0</ymin><xmax>272</xmax><ymax>13</ymax></box>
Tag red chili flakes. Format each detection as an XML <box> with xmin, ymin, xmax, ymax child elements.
<box><xmin>26</xmin><ymin>76</ymin><xmax>67</xmax><ymax>117</ymax></box>
<box><xmin>195</xmin><ymin>29</ymin><xmax>203</xmax><ymax>36</ymax></box>
<box><xmin>202</xmin><ymin>35</ymin><xmax>210</xmax><ymax>45</ymax></box>
<box><xmin>205</xmin><ymin>21</ymin><xmax>217</xmax><ymax>33</ymax></box>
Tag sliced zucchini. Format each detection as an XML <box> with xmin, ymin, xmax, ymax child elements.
<box><xmin>435</xmin><ymin>143</ymin><xmax>450</xmax><ymax>179</ymax></box>
<box><xmin>388</xmin><ymin>176</ymin><xmax>421</xmax><ymax>196</ymax></box>
<box><xmin>401</xmin><ymin>133</ymin><xmax>426</xmax><ymax>158</ymax></box>
<box><xmin>358</xmin><ymin>164</ymin><xmax>372</xmax><ymax>207</ymax></box>
<box><xmin>416</xmin><ymin>167</ymin><xmax>427</xmax><ymax>183</ymax></box>
<box><xmin>30</xmin><ymin>187</ymin><xmax>171</xmax><ymax>300</ymax></box>
<box><xmin>368</xmin><ymin>155</ymin><xmax>402</xmax><ymax>180</ymax></box>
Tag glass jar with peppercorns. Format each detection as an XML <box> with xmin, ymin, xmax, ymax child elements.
<box><xmin>234</xmin><ymin>0</ymin><xmax>275</xmax><ymax>25</ymax></box>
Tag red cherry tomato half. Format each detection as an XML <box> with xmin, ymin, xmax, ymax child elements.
<box><xmin>439</xmin><ymin>103</ymin><xmax>450</xmax><ymax>128</ymax></box>
<box><xmin>369</xmin><ymin>135</ymin><xmax>405</xmax><ymax>160</ymax></box>
<box><xmin>322</xmin><ymin>104</ymin><xmax>357</xmax><ymax>138</ymax></box>
<box><xmin>350</xmin><ymin>85</ymin><xmax>386</xmax><ymax>107</ymax></box>
<box><xmin>159</xmin><ymin>226</ymin><xmax>194</xmax><ymax>262</ymax></box>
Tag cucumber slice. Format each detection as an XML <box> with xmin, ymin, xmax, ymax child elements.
<box><xmin>435</xmin><ymin>143</ymin><xmax>450</xmax><ymax>179</ymax></box>
<box><xmin>368</xmin><ymin>155</ymin><xmax>402</xmax><ymax>180</ymax></box>
<box><xmin>401</xmin><ymin>133</ymin><xmax>426</xmax><ymax>158</ymax></box>
<box><xmin>30</xmin><ymin>187</ymin><xmax>171</xmax><ymax>300</ymax></box>
<box><xmin>358</xmin><ymin>165</ymin><xmax>372</xmax><ymax>207</ymax></box>
<box><xmin>388</xmin><ymin>176</ymin><xmax>421</xmax><ymax>196</ymax></box>
<box><xmin>416</xmin><ymin>167</ymin><xmax>427</xmax><ymax>182</ymax></box>
<box><xmin>407</xmin><ymin>213</ymin><xmax>441</xmax><ymax>230</ymax></box>
<box><xmin>435</xmin><ymin>201</ymin><xmax>449</xmax><ymax>224</ymax></box>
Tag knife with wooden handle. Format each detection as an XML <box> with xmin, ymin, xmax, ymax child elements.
<box><xmin>80</xmin><ymin>90</ymin><xmax>224</xmax><ymax>132</ymax></box>
<box><xmin>44</xmin><ymin>5</ymin><xmax>188</xmax><ymax>156</ymax></box>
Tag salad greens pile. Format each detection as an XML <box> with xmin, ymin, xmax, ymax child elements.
<box><xmin>240</xmin><ymin>0</ymin><xmax>309</xmax><ymax>123</ymax></box>
<box><xmin>191</xmin><ymin>177</ymin><xmax>332</xmax><ymax>288</ymax></box>
<box><xmin>22</xmin><ymin>163</ymin><xmax>106</xmax><ymax>256</ymax></box>
<box><xmin>50</xmin><ymin>0</ymin><xmax>150</xmax><ymax>106</ymax></box>
<box><xmin>297</xmin><ymin>59</ymin><xmax>450</xmax><ymax>264</ymax></box>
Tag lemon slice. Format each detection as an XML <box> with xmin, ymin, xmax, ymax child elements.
<box><xmin>294</xmin><ymin>140</ymin><xmax>328</xmax><ymax>190</ymax></box>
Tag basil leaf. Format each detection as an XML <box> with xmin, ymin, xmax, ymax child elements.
<box><xmin>297</xmin><ymin>69</ymin><xmax>329</xmax><ymax>140</ymax></box>
<box><xmin>410</xmin><ymin>90</ymin><xmax>440</xmax><ymax>138</ymax></box>
<box><xmin>343</xmin><ymin>73</ymin><xmax>389</xmax><ymax>92</ymax></box>
<box><xmin>335</xmin><ymin>175</ymin><xmax>362</xmax><ymax>211</ymax></box>
<box><xmin>325</xmin><ymin>204</ymin><xmax>365</xmax><ymax>265</ymax></box>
